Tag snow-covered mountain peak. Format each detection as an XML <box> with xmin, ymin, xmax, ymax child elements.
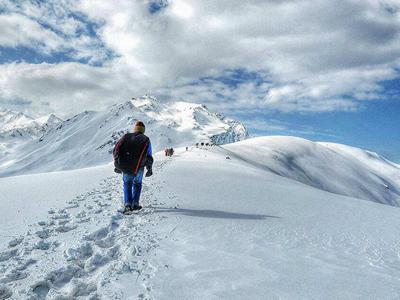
<box><xmin>130</xmin><ymin>95</ymin><xmax>162</xmax><ymax>112</ymax></box>
<box><xmin>0</xmin><ymin>109</ymin><xmax>35</xmax><ymax>131</ymax></box>
<box><xmin>0</xmin><ymin>97</ymin><xmax>248</xmax><ymax>176</ymax></box>
<box><xmin>36</xmin><ymin>113</ymin><xmax>63</xmax><ymax>126</ymax></box>
<box><xmin>0</xmin><ymin>109</ymin><xmax>63</xmax><ymax>133</ymax></box>
<box><xmin>110</xmin><ymin>100</ymin><xmax>135</xmax><ymax>113</ymax></box>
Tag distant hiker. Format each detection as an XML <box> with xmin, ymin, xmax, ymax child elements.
<box><xmin>196</xmin><ymin>143</ymin><xmax>199</xmax><ymax>148</ymax></box>
<box><xmin>113</xmin><ymin>121</ymin><xmax>153</xmax><ymax>213</ymax></box>
<box><xmin>163</xmin><ymin>148</ymin><xmax>175</xmax><ymax>157</ymax></box>
<box><xmin>186</xmin><ymin>146</ymin><xmax>189</xmax><ymax>151</ymax></box>
<box><xmin>201</xmin><ymin>142</ymin><xmax>204</xmax><ymax>146</ymax></box>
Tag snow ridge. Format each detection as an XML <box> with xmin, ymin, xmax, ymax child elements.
<box><xmin>0</xmin><ymin>109</ymin><xmax>62</xmax><ymax>138</ymax></box>
<box><xmin>223</xmin><ymin>136</ymin><xmax>400</xmax><ymax>206</ymax></box>
<box><xmin>0</xmin><ymin>110</ymin><xmax>63</xmax><ymax>169</ymax></box>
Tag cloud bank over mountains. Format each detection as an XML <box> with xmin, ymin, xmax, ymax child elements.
<box><xmin>0</xmin><ymin>0</ymin><xmax>399</xmax><ymax>116</ymax></box>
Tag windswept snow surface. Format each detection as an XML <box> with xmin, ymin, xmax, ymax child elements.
<box><xmin>1</xmin><ymin>139</ymin><xmax>400</xmax><ymax>299</ymax></box>
<box><xmin>222</xmin><ymin>136</ymin><xmax>400</xmax><ymax>206</ymax></box>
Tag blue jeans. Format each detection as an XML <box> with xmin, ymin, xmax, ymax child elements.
<box><xmin>123</xmin><ymin>169</ymin><xmax>144</xmax><ymax>206</ymax></box>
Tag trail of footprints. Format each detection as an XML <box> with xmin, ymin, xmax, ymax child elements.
<box><xmin>0</xmin><ymin>161</ymin><xmax>170</xmax><ymax>299</ymax></box>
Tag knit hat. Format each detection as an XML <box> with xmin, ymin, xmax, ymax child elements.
<box><xmin>134</xmin><ymin>121</ymin><xmax>145</xmax><ymax>133</ymax></box>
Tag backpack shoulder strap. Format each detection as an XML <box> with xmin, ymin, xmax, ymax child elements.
<box><xmin>134</xmin><ymin>140</ymin><xmax>149</xmax><ymax>175</ymax></box>
<box><xmin>113</xmin><ymin>134</ymin><xmax>127</xmax><ymax>159</ymax></box>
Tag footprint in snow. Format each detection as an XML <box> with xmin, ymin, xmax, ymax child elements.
<box><xmin>51</xmin><ymin>211</ymin><xmax>71</xmax><ymax>220</ymax></box>
<box><xmin>84</xmin><ymin>248</ymin><xmax>115</xmax><ymax>272</ymax></box>
<box><xmin>8</xmin><ymin>236</ymin><xmax>24</xmax><ymax>248</ymax></box>
<box><xmin>55</xmin><ymin>223</ymin><xmax>77</xmax><ymax>233</ymax></box>
<box><xmin>64</xmin><ymin>242</ymin><xmax>94</xmax><ymax>265</ymax></box>
<box><xmin>0</xmin><ymin>249</ymin><xmax>18</xmax><ymax>262</ymax></box>
<box><xmin>35</xmin><ymin>228</ymin><xmax>52</xmax><ymax>239</ymax></box>
<box><xmin>0</xmin><ymin>269</ymin><xmax>28</xmax><ymax>284</ymax></box>
<box><xmin>30</xmin><ymin>264</ymin><xmax>83</xmax><ymax>299</ymax></box>
<box><xmin>0</xmin><ymin>258</ymin><xmax>36</xmax><ymax>284</ymax></box>
<box><xmin>36</xmin><ymin>241</ymin><xmax>60</xmax><ymax>251</ymax></box>
<box><xmin>0</xmin><ymin>284</ymin><xmax>13</xmax><ymax>299</ymax></box>
<box><xmin>76</xmin><ymin>217</ymin><xmax>91</xmax><ymax>224</ymax></box>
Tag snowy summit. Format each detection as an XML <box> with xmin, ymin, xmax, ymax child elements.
<box><xmin>0</xmin><ymin>96</ymin><xmax>247</xmax><ymax>177</ymax></box>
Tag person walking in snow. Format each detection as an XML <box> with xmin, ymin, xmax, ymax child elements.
<box><xmin>113</xmin><ymin>121</ymin><xmax>153</xmax><ymax>213</ymax></box>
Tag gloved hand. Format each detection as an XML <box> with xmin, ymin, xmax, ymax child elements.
<box><xmin>145</xmin><ymin>169</ymin><xmax>153</xmax><ymax>177</ymax></box>
<box><xmin>114</xmin><ymin>168</ymin><xmax>122</xmax><ymax>174</ymax></box>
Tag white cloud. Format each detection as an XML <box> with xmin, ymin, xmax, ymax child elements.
<box><xmin>0</xmin><ymin>61</ymin><xmax>153</xmax><ymax>116</ymax></box>
<box><xmin>0</xmin><ymin>0</ymin><xmax>400</xmax><ymax>115</ymax></box>
<box><xmin>0</xmin><ymin>0</ymin><xmax>109</xmax><ymax>63</ymax></box>
<box><xmin>0</xmin><ymin>13</ymin><xmax>65</xmax><ymax>53</ymax></box>
<box><xmin>171</xmin><ymin>0</ymin><xmax>194</xmax><ymax>19</ymax></box>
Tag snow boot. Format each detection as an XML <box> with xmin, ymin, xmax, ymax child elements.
<box><xmin>132</xmin><ymin>204</ymin><xmax>142</xmax><ymax>211</ymax></box>
<box><xmin>123</xmin><ymin>205</ymin><xmax>132</xmax><ymax>214</ymax></box>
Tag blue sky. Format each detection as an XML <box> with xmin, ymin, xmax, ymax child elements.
<box><xmin>243</xmin><ymin>96</ymin><xmax>400</xmax><ymax>162</ymax></box>
<box><xmin>238</xmin><ymin>76</ymin><xmax>400</xmax><ymax>162</ymax></box>
<box><xmin>0</xmin><ymin>0</ymin><xmax>399</xmax><ymax>162</ymax></box>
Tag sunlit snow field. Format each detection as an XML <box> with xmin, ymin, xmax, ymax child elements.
<box><xmin>1</xmin><ymin>137</ymin><xmax>400</xmax><ymax>299</ymax></box>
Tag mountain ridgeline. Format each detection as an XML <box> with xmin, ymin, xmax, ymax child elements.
<box><xmin>0</xmin><ymin>109</ymin><xmax>62</xmax><ymax>140</ymax></box>
<box><xmin>1</xmin><ymin>97</ymin><xmax>399</xmax><ymax>208</ymax></box>
<box><xmin>0</xmin><ymin>96</ymin><xmax>248</xmax><ymax>177</ymax></box>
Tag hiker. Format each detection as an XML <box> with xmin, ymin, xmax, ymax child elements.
<box><xmin>113</xmin><ymin>121</ymin><xmax>153</xmax><ymax>213</ymax></box>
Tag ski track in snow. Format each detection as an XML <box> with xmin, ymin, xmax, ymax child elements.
<box><xmin>0</xmin><ymin>160</ymin><xmax>172</xmax><ymax>300</ymax></box>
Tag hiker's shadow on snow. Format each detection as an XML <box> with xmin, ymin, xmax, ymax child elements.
<box><xmin>152</xmin><ymin>207</ymin><xmax>279</xmax><ymax>220</ymax></box>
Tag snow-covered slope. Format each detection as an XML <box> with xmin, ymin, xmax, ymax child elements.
<box><xmin>0</xmin><ymin>109</ymin><xmax>62</xmax><ymax>138</ymax></box>
<box><xmin>0</xmin><ymin>96</ymin><xmax>248</xmax><ymax>177</ymax></box>
<box><xmin>222</xmin><ymin>136</ymin><xmax>400</xmax><ymax>206</ymax></box>
<box><xmin>0</xmin><ymin>109</ymin><xmax>62</xmax><ymax>164</ymax></box>
<box><xmin>0</xmin><ymin>109</ymin><xmax>36</xmax><ymax>132</ymax></box>
<box><xmin>1</xmin><ymin>142</ymin><xmax>400</xmax><ymax>299</ymax></box>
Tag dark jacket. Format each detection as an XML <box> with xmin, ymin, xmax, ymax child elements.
<box><xmin>113</xmin><ymin>132</ymin><xmax>153</xmax><ymax>175</ymax></box>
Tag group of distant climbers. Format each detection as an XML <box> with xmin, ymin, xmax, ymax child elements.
<box><xmin>196</xmin><ymin>142</ymin><xmax>214</xmax><ymax>147</ymax></box>
<box><xmin>164</xmin><ymin>142</ymin><xmax>215</xmax><ymax>156</ymax></box>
